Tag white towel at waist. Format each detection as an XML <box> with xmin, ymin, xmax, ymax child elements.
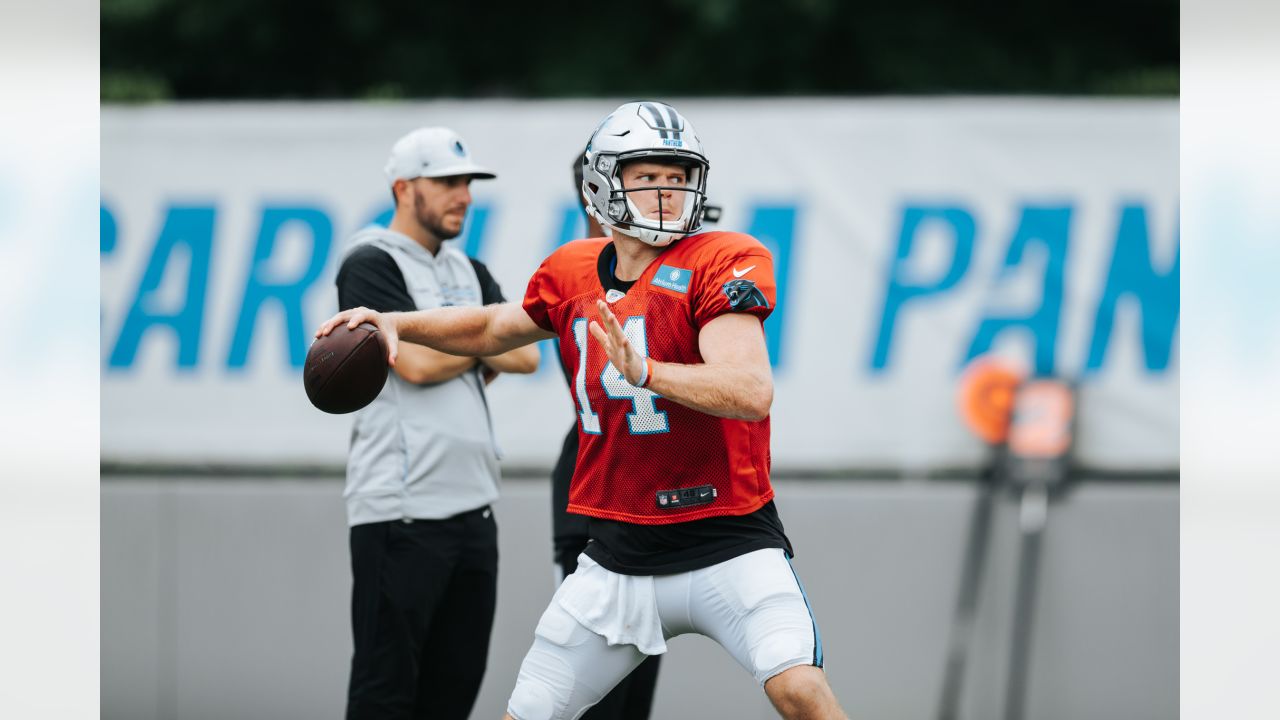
<box><xmin>556</xmin><ymin>554</ymin><xmax>668</xmax><ymax>656</ymax></box>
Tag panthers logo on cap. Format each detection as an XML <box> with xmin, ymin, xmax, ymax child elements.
<box><xmin>452</xmin><ymin>140</ymin><xmax>466</xmax><ymax>157</ymax></box>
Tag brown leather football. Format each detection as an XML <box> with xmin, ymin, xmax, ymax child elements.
<box><xmin>303</xmin><ymin>322</ymin><xmax>389</xmax><ymax>414</ymax></box>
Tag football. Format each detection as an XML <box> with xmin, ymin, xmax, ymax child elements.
<box><xmin>303</xmin><ymin>322</ymin><xmax>389</xmax><ymax>414</ymax></box>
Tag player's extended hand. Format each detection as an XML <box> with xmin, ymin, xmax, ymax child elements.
<box><xmin>588</xmin><ymin>300</ymin><xmax>647</xmax><ymax>386</ymax></box>
<box><xmin>314</xmin><ymin>306</ymin><xmax>400</xmax><ymax>366</ymax></box>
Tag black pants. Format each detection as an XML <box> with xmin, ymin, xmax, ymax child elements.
<box><xmin>554</xmin><ymin>536</ymin><xmax>661</xmax><ymax>720</ymax></box>
<box><xmin>347</xmin><ymin>508</ymin><xmax>498</xmax><ymax>720</ymax></box>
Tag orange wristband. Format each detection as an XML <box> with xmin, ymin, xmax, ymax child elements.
<box><xmin>638</xmin><ymin>357</ymin><xmax>654</xmax><ymax>389</ymax></box>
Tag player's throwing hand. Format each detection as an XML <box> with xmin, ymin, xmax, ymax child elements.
<box><xmin>315</xmin><ymin>306</ymin><xmax>400</xmax><ymax>366</ymax></box>
<box><xmin>589</xmin><ymin>299</ymin><xmax>649</xmax><ymax>387</ymax></box>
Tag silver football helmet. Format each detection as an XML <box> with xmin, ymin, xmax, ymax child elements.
<box><xmin>581</xmin><ymin>102</ymin><xmax>710</xmax><ymax>247</ymax></box>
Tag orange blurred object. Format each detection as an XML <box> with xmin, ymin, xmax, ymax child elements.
<box><xmin>957</xmin><ymin>356</ymin><xmax>1024</xmax><ymax>444</ymax></box>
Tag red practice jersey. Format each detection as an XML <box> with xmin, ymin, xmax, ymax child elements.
<box><xmin>523</xmin><ymin>231</ymin><xmax>777</xmax><ymax>525</ymax></box>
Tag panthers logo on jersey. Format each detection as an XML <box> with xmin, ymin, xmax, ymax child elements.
<box><xmin>721</xmin><ymin>278</ymin><xmax>770</xmax><ymax>311</ymax></box>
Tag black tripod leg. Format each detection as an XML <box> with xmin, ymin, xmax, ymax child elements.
<box><xmin>937</xmin><ymin>478</ymin><xmax>999</xmax><ymax>720</ymax></box>
<box><xmin>1003</xmin><ymin>485</ymin><xmax>1048</xmax><ymax>720</ymax></box>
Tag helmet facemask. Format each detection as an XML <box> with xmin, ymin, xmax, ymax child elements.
<box><xmin>591</xmin><ymin>154</ymin><xmax>707</xmax><ymax>247</ymax></box>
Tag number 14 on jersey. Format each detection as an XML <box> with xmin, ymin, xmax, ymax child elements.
<box><xmin>571</xmin><ymin>317</ymin><xmax>670</xmax><ymax>435</ymax></box>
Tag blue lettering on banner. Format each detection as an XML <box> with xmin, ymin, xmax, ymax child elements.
<box><xmin>535</xmin><ymin>339</ymin><xmax>562</xmax><ymax>378</ymax></box>
<box><xmin>100</xmin><ymin>202</ymin><xmax>118</xmax><ymax>338</ymax></box>
<box><xmin>461</xmin><ymin>206</ymin><xmax>491</xmax><ymax>260</ymax></box>
<box><xmin>101</xmin><ymin>203</ymin><xmax>117</xmax><ymax>255</ymax></box>
<box><xmin>964</xmin><ymin>205</ymin><xmax>1071</xmax><ymax>375</ymax></box>
<box><xmin>871</xmin><ymin>205</ymin><xmax>976</xmax><ymax>371</ymax></box>
<box><xmin>101</xmin><ymin>198</ymin><xmax>1174</xmax><ymax>376</ymax></box>
<box><xmin>1085</xmin><ymin>205</ymin><xmax>1179</xmax><ymax>372</ymax></box>
<box><xmin>746</xmin><ymin>205</ymin><xmax>797</xmax><ymax>369</ymax></box>
<box><xmin>871</xmin><ymin>201</ymin><xmax>1176</xmax><ymax>376</ymax></box>
<box><xmin>226</xmin><ymin>205</ymin><xmax>333</xmax><ymax>370</ymax></box>
<box><xmin>108</xmin><ymin>204</ymin><xmax>215</xmax><ymax>371</ymax></box>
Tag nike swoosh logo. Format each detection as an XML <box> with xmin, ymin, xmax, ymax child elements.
<box><xmin>732</xmin><ymin>265</ymin><xmax>756</xmax><ymax>278</ymax></box>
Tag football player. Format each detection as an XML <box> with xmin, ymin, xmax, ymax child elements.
<box><xmin>316</xmin><ymin>101</ymin><xmax>846</xmax><ymax>720</ymax></box>
<box><xmin>544</xmin><ymin>150</ymin><xmax>663</xmax><ymax>720</ymax></box>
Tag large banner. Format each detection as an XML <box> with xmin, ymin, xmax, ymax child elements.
<box><xmin>101</xmin><ymin>100</ymin><xmax>1178</xmax><ymax>471</ymax></box>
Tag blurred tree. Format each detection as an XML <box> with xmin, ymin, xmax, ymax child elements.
<box><xmin>101</xmin><ymin>0</ymin><xmax>1177</xmax><ymax>101</ymax></box>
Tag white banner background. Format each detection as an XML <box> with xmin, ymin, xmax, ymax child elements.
<box><xmin>101</xmin><ymin>99</ymin><xmax>1178</xmax><ymax>471</ymax></box>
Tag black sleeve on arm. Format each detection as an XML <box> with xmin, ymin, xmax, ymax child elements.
<box><xmin>468</xmin><ymin>257</ymin><xmax>507</xmax><ymax>305</ymax></box>
<box><xmin>336</xmin><ymin>245</ymin><xmax>417</xmax><ymax>312</ymax></box>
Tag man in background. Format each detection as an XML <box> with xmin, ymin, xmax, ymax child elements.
<box><xmin>336</xmin><ymin>126</ymin><xmax>539</xmax><ymax>719</ymax></box>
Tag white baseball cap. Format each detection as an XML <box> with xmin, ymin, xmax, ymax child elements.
<box><xmin>383</xmin><ymin>127</ymin><xmax>496</xmax><ymax>183</ymax></box>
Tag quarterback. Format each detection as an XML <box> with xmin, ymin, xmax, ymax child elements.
<box><xmin>315</xmin><ymin>101</ymin><xmax>847</xmax><ymax>720</ymax></box>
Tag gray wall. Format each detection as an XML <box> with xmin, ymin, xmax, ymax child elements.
<box><xmin>102</xmin><ymin>477</ymin><xmax>1177</xmax><ymax>720</ymax></box>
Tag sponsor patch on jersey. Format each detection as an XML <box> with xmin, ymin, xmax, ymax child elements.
<box><xmin>655</xmin><ymin>484</ymin><xmax>717</xmax><ymax>510</ymax></box>
<box><xmin>650</xmin><ymin>265</ymin><xmax>692</xmax><ymax>293</ymax></box>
